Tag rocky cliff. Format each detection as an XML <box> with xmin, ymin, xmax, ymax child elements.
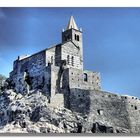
<box><xmin>0</xmin><ymin>90</ymin><xmax>129</xmax><ymax>134</ymax></box>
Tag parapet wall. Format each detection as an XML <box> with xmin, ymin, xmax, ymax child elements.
<box><xmin>65</xmin><ymin>88</ymin><xmax>140</xmax><ymax>132</ymax></box>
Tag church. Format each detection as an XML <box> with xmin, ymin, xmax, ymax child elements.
<box><xmin>9</xmin><ymin>16</ymin><xmax>140</xmax><ymax>133</ymax></box>
<box><xmin>9</xmin><ymin>16</ymin><xmax>101</xmax><ymax>106</ymax></box>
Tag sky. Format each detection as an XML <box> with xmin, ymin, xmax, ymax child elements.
<box><xmin>0</xmin><ymin>7</ymin><xmax>140</xmax><ymax>97</ymax></box>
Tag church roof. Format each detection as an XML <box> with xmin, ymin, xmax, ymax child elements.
<box><xmin>66</xmin><ymin>16</ymin><xmax>78</xmax><ymax>30</ymax></box>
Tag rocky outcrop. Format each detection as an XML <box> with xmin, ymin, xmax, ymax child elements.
<box><xmin>0</xmin><ymin>90</ymin><xmax>129</xmax><ymax>133</ymax></box>
<box><xmin>0</xmin><ymin>74</ymin><xmax>6</xmax><ymax>93</ymax></box>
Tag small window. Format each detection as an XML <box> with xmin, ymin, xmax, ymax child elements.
<box><xmin>135</xmin><ymin>106</ymin><xmax>137</xmax><ymax>110</ymax></box>
<box><xmin>125</xmin><ymin>97</ymin><xmax>127</xmax><ymax>99</ymax></box>
<box><xmin>71</xmin><ymin>56</ymin><xmax>74</xmax><ymax>66</ymax></box>
<box><xmin>77</xmin><ymin>35</ymin><xmax>79</xmax><ymax>41</ymax></box>
<box><xmin>97</xmin><ymin>109</ymin><xmax>103</xmax><ymax>115</ymax></box>
<box><xmin>67</xmin><ymin>55</ymin><xmax>70</xmax><ymax>65</ymax></box>
<box><xmin>83</xmin><ymin>73</ymin><xmax>88</xmax><ymax>82</ymax></box>
<box><xmin>132</xmin><ymin>97</ymin><xmax>134</xmax><ymax>99</ymax></box>
<box><xmin>75</xmin><ymin>34</ymin><xmax>77</xmax><ymax>40</ymax></box>
<box><xmin>131</xmin><ymin>105</ymin><xmax>133</xmax><ymax>107</ymax></box>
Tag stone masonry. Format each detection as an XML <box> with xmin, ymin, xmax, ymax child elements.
<box><xmin>9</xmin><ymin>16</ymin><xmax>140</xmax><ymax>133</ymax></box>
<box><xmin>9</xmin><ymin>16</ymin><xmax>100</xmax><ymax>103</ymax></box>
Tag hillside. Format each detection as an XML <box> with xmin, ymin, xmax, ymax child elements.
<box><xmin>0</xmin><ymin>89</ymin><xmax>129</xmax><ymax>134</ymax></box>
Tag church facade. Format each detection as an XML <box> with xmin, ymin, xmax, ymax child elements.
<box><xmin>9</xmin><ymin>16</ymin><xmax>140</xmax><ymax>133</ymax></box>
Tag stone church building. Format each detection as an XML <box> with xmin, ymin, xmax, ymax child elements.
<box><xmin>9</xmin><ymin>16</ymin><xmax>101</xmax><ymax>106</ymax></box>
<box><xmin>9</xmin><ymin>16</ymin><xmax>140</xmax><ymax>133</ymax></box>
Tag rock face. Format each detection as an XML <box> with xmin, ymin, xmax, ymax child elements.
<box><xmin>0</xmin><ymin>74</ymin><xmax>6</xmax><ymax>93</ymax></box>
<box><xmin>0</xmin><ymin>90</ymin><xmax>129</xmax><ymax>134</ymax></box>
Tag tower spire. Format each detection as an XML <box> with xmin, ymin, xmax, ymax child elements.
<box><xmin>66</xmin><ymin>16</ymin><xmax>78</xmax><ymax>30</ymax></box>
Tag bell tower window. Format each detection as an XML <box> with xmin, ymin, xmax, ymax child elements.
<box><xmin>75</xmin><ymin>34</ymin><xmax>80</xmax><ymax>41</ymax></box>
<box><xmin>77</xmin><ymin>35</ymin><xmax>79</xmax><ymax>41</ymax></box>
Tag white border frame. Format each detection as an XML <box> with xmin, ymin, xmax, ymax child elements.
<box><xmin>0</xmin><ymin>0</ymin><xmax>140</xmax><ymax>7</ymax></box>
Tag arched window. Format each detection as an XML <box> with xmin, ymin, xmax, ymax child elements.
<box><xmin>67</xmin><ymin>55</ymin><xmax>70</xmax><ymax>65</ymax></box>
<box><xmin>75</xmin><ymin>34</ymin><xmax>80</xmax><ymax>41</ymax></box>
<box><xmin>71</xmin><ymin>56</ymin><xmax>74</xmax><ymax>66</ymax></box>
<box><xmin>83</xmin><ymin>73</ymin><xmax>88</xmax><ymax>82</ymax></box>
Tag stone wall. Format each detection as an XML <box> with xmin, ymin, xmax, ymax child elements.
<box><xmin>63</xmin><ymin>68</ymin><xmax>101</xmax><ymax>90</ymax></box>
<box><xmin>10</xmin><ymin>50</ymin><xmax>47</xmax><ymax>93</ymax></box>
<box><xmin>123</xmin><ymin>95</ymin><xmax>140</xmax><ymax>133</ymax></box>
<box><xmin>62</xmin><ymin>28</ymin><xmax>83</xmax><ymax>65</ymax></box>
<box><xmin>48</xmin><ymin>64</ymin><xmax>64</xmax><ymax>106</ymax></box>
<box><xmin>65</xmin><ymin>88</ymin><xmax>131</xmax><ymax>130</ymax></box>
<box><xmin>49</xmin><ymin>94</ymin><xmax>64</xmax><ymax>107</ymax></box>
<box><xmin>45</xmin><ymin>46</ymin><xmax>57</xmax><ymax>66</ymax></box>
<box><xmin>61</xmin><ymin>40</ymin><xmax>83</xmax><ymax>70</ymax></box>
<box><xmin>10</xmin><ymin>45</ymin><xmax>62</xmax><ymax>94</ymax></box>
<box><xmin>50</xmin><ymin>65</ymin><xmax>60</xmax><ymax>96</ymax></box>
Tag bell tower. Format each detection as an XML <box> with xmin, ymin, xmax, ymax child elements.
<box><xmin>62</xmin><ymin>16</ymin><xmax>83</xmax><ymax>69</ymax></box>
